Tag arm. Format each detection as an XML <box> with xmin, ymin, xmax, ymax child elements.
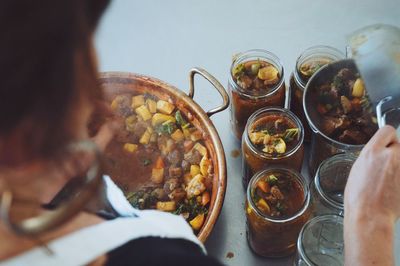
<box><xmin>344</xmin><ymin>126</ymin><xmax>400</xmax><ymax>266</ymax></box>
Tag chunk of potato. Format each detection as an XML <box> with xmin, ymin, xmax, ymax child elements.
<box><xmin>189</xmin><ymin>213</ymin><xmax>205</xmax><ymax>230</ymax></box>
<box><xmin>123</xmin><ymin>143</ymin><xmax>138</xmax><ymax>153</ymax></box>
<box><xmin>125</xmin><ymin>115</ymin><xmax>136</xmax><ymax>131</ymax></box>
<box><xmin>151</xmin><ymin>168</ymin><xmax>164</xmax><ymax>184</ymax></box>
<box><xmin>135</xmin><ymin>105</ymin><xmax>152</xmax><ymax>121</ymax></box>
<box><xmin>146</xmin><ymin>99</ymin><xmax>157</xmax><ymax>113</ymax></box>
<box><xmin>186</xmin><ymin>174</ymin><xmax>206</xmax><ymax>198</ymax></box>
<box><xmin>199</xmin><ymin>156</ymin><xmax>211</xmax><ymax>176</ymax></box>
<box><xmin>131</xmin><ymin>95</ymin><xmax>145</xmax><ymax>109</ymax></box>
<box><xmin>156</xmin><ymin>100</ymin><xmax>175</xmax><ymax>114</ymax></box>
<box><xmin>352</xmin><ymin>78</ymin><xmax>365</xmax><ymax>98</ymax></box>
<box><xmin>171</xmin><ymin>129</ymin><xmax>184</xmax><ymax>142</ymax></box>
<box><xmin>151</xmin><ymin>113</ymin><xmax>176</xmax><ymax>126</ymax></box>
<box><xmin>139</xmin><ymin>129</ymin><xmax>151</xmax><ymax>145</ymax></box>
<box><xmin>193</xmin><ymin>143</ymin><xmax>207</xmax><ymax>157</ymax></box>
<box><xmin>190</xmin><ymin>130</ymin><xmax>202</xmax><ymax>142</ymax></box>
<box><xmin>156</xmin><ymin>201</ymin><xmax>176</xmax><ymax>212</ymax></box>
<box><xmin>249</xmin><ymin>132</ymin><xmax>265</xmax><ymax>145</ymax></box>
<box><xmin>190</xmin><ymin>165</ymin><xmax>200</xmax><ymax>177</ymax></box>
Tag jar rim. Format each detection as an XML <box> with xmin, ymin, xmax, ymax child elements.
<box><xmin>293</xmin><ymin>45</ymin><xmax>345</xmax><ymax>90</ymax></box>
<box><xmin>244</xmin><ymin>107</ymin><xmax>304</xmax><ymax>159</ymax></box>
<box><xmin>297</xmin><ymin>214</ymin><xmax>344</xmax><ymax>266</ymax></box>
<box><xmin>247</xmin><ymin>168</ymin><xmax>310</xmax><ymax>223</ymax></box>
<box><xmin>314</xmin><ymin>153</ymin><xmax>357</xmax><ymax>209</ymax></box>
<box><xmin>229</xmin><ymin>49</ymin><xmax>285</xmax><ymax>99</ymax></box>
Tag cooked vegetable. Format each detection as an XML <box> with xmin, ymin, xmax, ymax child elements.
<box><xmin>132</xmin><ymin>95</ymin><xmax>145</xmax><ymax>109</ymax></box>
<box><xmin>156</xmin><ymin>201</ymin><xmax>176</xmax><ymax>212</ymax></box>
<box><xmin>123</xmin><ymin>143</ymin><xmax>138</xmax><ymax>153</ymax></box>
<box><xmin>107</xmin><ymin>92</ymin><xmax>213</xmax><ymax>232</ymax></box>
<box><xmin>146</xmin><ymin>99</ymin><xmax>157</xmax><ymax>113</ymax></box>
<box><xmin>151</xmin><ymin>168</ymin><xmax>164</xmax><ymax>184</ymax></box>
<box><xmin>232</xmin><ymin>60</ymin><xmax>280</xmax><ymax>92</ymax></box>
<box><xmin>152</xmin><ymin>113</ymin><xmax>176</xmax><ymax>126</ymax></box>
<box><xmin>352</xmin><ymin>78</ymin><xmax>365</xmax><ymax>98</ymax></box>
<box><xmin>157</xmin><ymin>100</ymin><xmax>175</xmax><ymax>114</ymax></box>
<box><xmin>252</xmin><ymin>172</ymin><xmax>304</xmax><ymax>218</ymax></box>
<box><xmin>249</xmin><ymin>115</ymin><xmax>300</xmax><ymax>155</ymax></box>
<box><xmin>189</xmin><ymin>213</ymin><xmax>205</xmax><ymax>230</ymax></box>
<box><xmin>135</xmin><ymin>105</ymin><xmax>152</xmax><ymax>121</ymax></box>
<box><xmin>171</xmin><ymin>129</ymin><xmax>184</xmax><ymax>142</ymax></box>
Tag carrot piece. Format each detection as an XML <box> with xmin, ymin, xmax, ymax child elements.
<box><xmin>201</xmin><ymin>191</ymin><xmax>211</xmax><ymax>206</ymax></box>
<box><xmin>155</xmin><ymin>156</ymin><xmax>165</xmax><ymax>169</ymax></box>
<box><xmin>317</xmin><ymin>104</ymin><xmax>327</xmax><ymax>114</ymax></box>
<box><xmin>256</xmin><ymin>180</ymin><xmax>270</xmax><ymax>193</ymax></box>
<box><xmin>351</xmin><ymin>98</ymin><xmax>361</xmax><ymax>111</ymax></box>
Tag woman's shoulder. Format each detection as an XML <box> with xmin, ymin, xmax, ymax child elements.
<box><xmin>106</xmin><ymin>237</ymin><xmax>224</xmax><ymax>266</ymax></box>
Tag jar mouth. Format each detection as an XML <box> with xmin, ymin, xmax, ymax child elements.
<box><xmin>230</xmin><ymin>49</ymin><xmax>285</xmax><ymax>99</ymax></box>
<box><xmin>297</xmin><ymin>215</ymin><xmax>344</xmax><ymax>266</ymax></box>
<box><xmin>294</xmin><ymin>45</ymin><xmax>345</xmax><ymax>90</ymax></box>
<box><xmin>244</xmin><ymin>107</ymin><xmax>304</xmax><ymax>159</ymax></box>
<box><xmin>314</xmin><ymin>153</ymin><xmax>357</xmax><ymax>210</ymax></box>
<box><xmin>247</xmin><ymin>168</ymin><xmax>310</xmax><ymax>223</ymax></box>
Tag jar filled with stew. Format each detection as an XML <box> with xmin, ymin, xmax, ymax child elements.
<box><xmin>246</xmin><ymin>168</ymin><xmax>311</xmax><ymax>257</ymax></box>
<box><xmin>229</xmin><ymin>49</ymin><xmax>286</xmax><ymax>140</ymax></box>
<box><xmin>310</xmin><ymin>153</ymin><xmax>356</xmax><ymax>217</ymax></box>
<box><xmin>294</xmin><ymin>215</ymin><xmax>344</xmax><ymax>266</ymax></box>
<box><xmin>242</xmin><ymin>107</ymin><xmax>304</xmax><ymax>189</ymax></box>
<box><xmin>289</xmin><ymin>46</ymin><xmax>344</xmax><ymax>142</ymax></box>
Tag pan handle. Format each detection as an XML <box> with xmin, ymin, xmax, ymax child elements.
<box><xmin>188</xmin><ymin>67</ymin><xmax>230</xmax><ymax>117</ymax></box>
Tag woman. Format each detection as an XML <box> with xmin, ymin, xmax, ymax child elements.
<box><xmin>0</xmin><ymin>1</ymin><xmax>222</xmax><ymax>265</ymax></box>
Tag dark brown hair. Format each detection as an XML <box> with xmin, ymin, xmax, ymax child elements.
<box><xmin>0</xmin><ymin>0</ymin><xmax>110</xmax><ymax>164</ymax></box>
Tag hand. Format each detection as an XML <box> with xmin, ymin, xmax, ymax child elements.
<box><xmin>344</xmin><ymin>125</ymin><xmax>400</xmax><ymax>222</ymax></box>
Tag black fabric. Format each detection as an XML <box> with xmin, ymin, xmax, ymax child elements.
<box><xmin>106</xmin><ymin>237</ymin><xmax>224</xmax><ymax>266</ymax></box>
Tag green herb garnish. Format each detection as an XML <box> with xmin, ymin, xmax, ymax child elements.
<box><xmin>267</xmin><ymin>174</ymin><xmax>278</xmax><ymax>185</ymax></box>
<box><xmin>283</xmin><ymin>128</ymin><xmax>299</xmax><ymax>142</ymax></box>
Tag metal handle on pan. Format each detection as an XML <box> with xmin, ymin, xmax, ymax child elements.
<box><xmin>188</xmin><ymin>67</ymin><xmax>230</xmax><ymax>117</ymax></box>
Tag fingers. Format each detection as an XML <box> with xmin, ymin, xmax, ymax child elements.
<box><xmin>365</xmin><ymin>125</ymin><xmax>398</xmax><ymax>150</ymax></box>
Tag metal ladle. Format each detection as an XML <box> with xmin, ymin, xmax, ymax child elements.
<box><xmin>348</xmin><ymin>24</ymin><xmax>400</xmax><ymax>133</ymax></box>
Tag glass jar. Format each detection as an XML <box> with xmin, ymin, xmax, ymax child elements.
<box><xmin>246</xmin><ymin>168</ymin><xmax>311</xmax><ymax>257</ymax></box>
<box><xmin>310</xmin><ymin>153</ymin><xmax>356</xmax><ymax>217</ymax></box>
<box><xmin>289</xmin><ymin>46</ymin><xmax>344</xmax><ymax>142</ymax></box>
<box><xmin>294</xmin><ymin>215</ymin><xmax>344</xmax><ymax>266</ymax></box>
<box><xmin>229</xmin><ymin>49</ymin><xmax>286</xmax><ymax>140</ymax></box>
<box><xmin>242</xmin><ymin>107</ymin><xmax>304</xmax><ymax>188</ymax></box>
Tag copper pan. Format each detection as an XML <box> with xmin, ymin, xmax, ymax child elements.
<box><xmin>99</xmin><ymin>68</ymin><xmax>229</xmax><ymax>242</ymax></box>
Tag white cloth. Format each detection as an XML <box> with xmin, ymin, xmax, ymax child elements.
<box><xmin>1</xmin><ymin>177</ymin><xmax>205</xmax><ymax>266</ymax></box>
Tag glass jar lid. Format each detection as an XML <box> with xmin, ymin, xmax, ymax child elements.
<box><xmin>297</xmin><ymin>215</ymin><xmax>344</xmax><ymax>266</ymax></box>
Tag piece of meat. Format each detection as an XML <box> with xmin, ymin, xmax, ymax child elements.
<box><xmin>151</xmin><ymin>188</ymin><xmax>166</xmax><ymax>200</ymax></box>
<box><xmin>133</xmin><ymin>121</ymin><xmax>148</xmax><ymax>137</ymax></box>
<box><xmin>337</xmin><ymin>68</ymin><xmax>355</xmax><ymax>81</ymax></box>
<box><xmin>270</xmin><ymin>186</ymin><xmax>284</xmax><ymax>200</ymax></box>
<box><xmin>167</xmin><ymin>149</ymin><xmax>182</xmax><ymax>165</ymax></box>
<box><xmin>181</xmin><ymin>160</ymin><xmax>190</xmax><ymax>172</ymax></box>
<box><xmin>253</xmin><ymin>78</ymin><xmax>264</xmax><ymax>90</ymax></box>
<box><xmin>168</xmin><ymin>188</ymin><xmax>186</xmax><ymax>202</ymax></box>
<box><xmin>237</xmin><ymin>75</ymin><xmax>253</xmax><ymax>90</ymax></box>
<box><xmin>168</xmin><ymin>167</ymin><xmax>182</xmax><ymax>178</ymax></box>
<box><xmin>184</xmin><ymin>149</ymin><xmax>202</xmax><ymax>165</ymax></box>
<box><xmin>163</xmin><ymin>178</ymin><xmax>180</xmax><ymax>194</ymax></box>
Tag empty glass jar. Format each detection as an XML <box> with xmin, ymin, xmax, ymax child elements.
<box><xmin>310</xmin><ymin>153</ymin><xmax>356</xmax><ymax>217</ymax></box>
<box><xmin>294</xmin><ymin>215</ymin><xmax>344</xmax><ymax>266</ymax></box>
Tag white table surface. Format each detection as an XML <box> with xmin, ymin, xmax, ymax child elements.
<box><xmin>95</xmin><ymin>1</ymin><xmax>400</xmax><ymax>265</ymax></box>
